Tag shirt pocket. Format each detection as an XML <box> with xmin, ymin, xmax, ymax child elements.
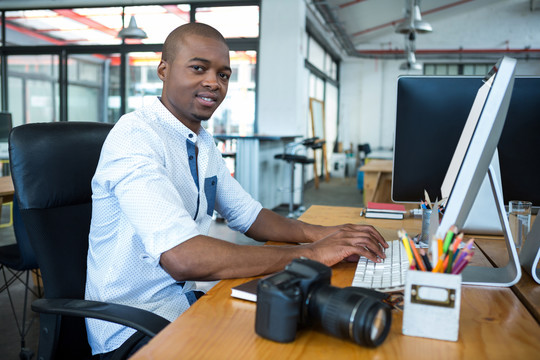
<box><xmin>204</xmin><ymin>176</ymin><xmax>218</xmax><ymax>216</ymax></box>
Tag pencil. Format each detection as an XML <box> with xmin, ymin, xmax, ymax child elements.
<box><xmin>453</xmin><ymin>233</ymin><xmax>464</xmax><ymax>252</ymax></box>
<box><xmin>409</xmin><ymin>238</ymin><xmax>426</xmax><ymax>271</ymax></box>
<box><xmin>442</xmin><ymin>225</ymin><xmax>458</xmax><ymax>254</ymax></box>
<box><xmin>398</xmin><ymin>230</ymin><xmax>415</xmax><ymax>265</ymax></box>
<box><xmin>419</xmin><ymin>248</ymin><xmax>433</xmax><ymax>271</ymax></box>
<box><xmin>445</xmin><ymin>250</ymin><xmax>454</xmax><ymax>273</ymax></box>
<box><xmin>424</xmin><ymin>189</ymin><xmax>432</xmax><ymax>209</ymax></box>
<box><xmin>452</xmin><ymin>239</ymin><xmax>474</xmax><ymax>271</ymax></box>
<box><xmin>452</xmin><ymin>251</ymin><xmax>474</xmax><ymax>274</ymax></box>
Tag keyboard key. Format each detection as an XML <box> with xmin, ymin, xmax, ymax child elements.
<box><xmin>352</xmin><ymin>239</ymin><xmax>410</xmax><ymax>292</ymax></box>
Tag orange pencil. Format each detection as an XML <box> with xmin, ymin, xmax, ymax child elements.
<box><xmin>440</xmin><ymin>254</ymin><xmax>450</xmax><ymax>273</ymax></box>
<box><xmin>453</xmin><ymin>233</ymin><xmax>464</xmax><ymax>252</ymax></box>
<box><xmin>409</xmin><ymin>238</ymin><xmax>426</xmax><ymax>271</ymax></box>
<box><xmin>433</xmin><ymin>254</ymin><xmax>444</xmax><ymax>272</ymax></box>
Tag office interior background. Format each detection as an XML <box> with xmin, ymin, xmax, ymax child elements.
<box><xmin>0</xmin><ymin>0</ymin><xmax>539</xmax><ymax>209</ymax></box>
<box><xmin>0</xmin><ymin>0</ymin><xmax>539</xmax><ymax>358</ymax></box>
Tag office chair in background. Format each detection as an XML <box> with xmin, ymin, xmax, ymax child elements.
<box><xmin>9</xmin><ymin>122</ymin><xmax>170</xmax><ymax>360</ymax></box>
<box><xmin>0</xmin><ymin>197</ymin><xmax>42</xmax><ymax>360</ymax></box>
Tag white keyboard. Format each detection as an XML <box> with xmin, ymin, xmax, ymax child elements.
<box><xmin>352</xmin><ymin>239</ymin><xmax>410</xmax><ymax>292</ymax></box>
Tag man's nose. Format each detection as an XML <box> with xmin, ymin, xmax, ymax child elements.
<box><xmin>201</xmin><ymin>72</ymin><xmax>219</xmax><ymax>90</ymax></box>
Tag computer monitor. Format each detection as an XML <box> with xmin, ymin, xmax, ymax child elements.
<box><xmin>434</xmin><ymin>57</ymin><xmax>521</xmax><ymax>286</ymax></box>
<box><xmin>392</xmin><ymin>76</ymin><xmax>540</xmax><ymax>212</ymax></box>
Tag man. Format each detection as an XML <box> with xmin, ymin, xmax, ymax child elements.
<box><xmin>85</xmin><ymin>23</ymin><xmax>387</xmax><ymax>357</ymax></box>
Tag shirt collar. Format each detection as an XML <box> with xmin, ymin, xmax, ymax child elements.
<box><xmin>151</xmin><ymin>97</ymin><xmax>212</xmax><ymax>144</ymax></box>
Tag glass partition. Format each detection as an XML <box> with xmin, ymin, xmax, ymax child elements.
<box><xmin>8</xmin><ymin>54</ymin><xmax>59</xmax><ymax>125</ymax></box>
<box><xmin>68</xmin><ymin>53</ymin><xmax>120</xmax><ymax>122</ymax></box>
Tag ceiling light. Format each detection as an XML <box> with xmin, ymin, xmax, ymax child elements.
<box><xmin>400</xmin><ymin>51</ymin><xmax>422</xmax><ymax>71</ymax></box>
<box><xmin>395</xmin><ymin>1</ymin><xmax>432</xmax><ymax>34</ymax></box>
<box><xmin>118</xmin><ymin>16</ymin><xmax>147</xmax><ymax>40</ymax></box>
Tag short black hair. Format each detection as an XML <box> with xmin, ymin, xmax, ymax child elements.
<box><xmin>161</xmin><ymin>23</ymin><xmax>228</xmax><ymax>63</ymax></box>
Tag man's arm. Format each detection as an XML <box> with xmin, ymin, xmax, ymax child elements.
<box><xmin>245</xmin><ymin>208</ymin><xmax>382</xmax><ymax>245</ymax></box>
<box><xmin>160</xmin><ymin>209</ymin><xmax>388</xmax><ymax>282</ymax></box>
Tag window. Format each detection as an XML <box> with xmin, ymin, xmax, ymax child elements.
<box><xmin>1</xmin><ymin>3</ymin><xmax>259</xmax><ymax>130</ymax></box>
<box><xmin>305</xmin><ymin>33</ymin><xmax>340</xmax><ymax>166</ymax></box>
<box><xmin>205</xmin><ymin>50</ymin><xmax>257</xmax><ymax>135</ymax></box>
<box><xmin>424</xmin><ymin>63</ymin><xmax>492</xmax><ymax>76</ymax></box>
<box><xmin>8</xmin><ymin>55</ymin><xmax>59</xmax><ymax>125</ymax></box>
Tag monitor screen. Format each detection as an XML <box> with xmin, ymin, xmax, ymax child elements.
<box><xmin>392</xmin><ymin>75</ymin><xmax>540</xmax><ymax>210</ymax></box>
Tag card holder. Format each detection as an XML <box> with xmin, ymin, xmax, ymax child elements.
<box><xmin>402</xmin><ymin>270</ymin><xmax>462</xmax><ymax>341</ymax></box>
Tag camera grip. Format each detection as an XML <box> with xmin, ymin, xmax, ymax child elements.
<box><xmin>255</xmin><ymin>284</ymin><xmax>301</xmax><ymax>343</ymax></box>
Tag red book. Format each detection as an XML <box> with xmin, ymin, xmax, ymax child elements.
<box><xmin>367</xmin><ymin>202</ymin><xmax>407</xmax><ymax>214</ymax></box>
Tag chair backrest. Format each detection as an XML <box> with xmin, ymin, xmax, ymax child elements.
<box><xmin>9</xmin><ymin>121</ymin><xmax>113</xmax><ymax>357</ymax></box>
<box><xmin>10</xmin><ymin>196</ymin><xmax>39</xmax><ymax>271</ymax></box>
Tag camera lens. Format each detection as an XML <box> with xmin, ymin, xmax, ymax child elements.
<box><xmin>307</xmin><ymin>286</ymin><xmax>392</xmax><ymax>347</ymax></box>
<box><xmin>370</xmin><ymin>307</ymin><xmax>389</xmax><ymax>343</ymax></box>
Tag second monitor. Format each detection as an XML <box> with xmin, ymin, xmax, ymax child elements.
<box><xmin>392</xmin><ymin>75</ymin><xmax>540</xmax><ymax>212</ymax></box>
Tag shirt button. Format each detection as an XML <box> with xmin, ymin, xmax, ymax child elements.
<box><xmin>212</xmin><ymin>181</ymin><xmax>215</xmax><ymax>185</ymax></box>
<box><xmin>188</xmin><ymin>133</ymin><xmax>193</xmax><ymax>138</ymax></box>
<box><xmin>189</xmin><ymin>155</ymin><xmax>194</xmax><ymax>160</ymax></box>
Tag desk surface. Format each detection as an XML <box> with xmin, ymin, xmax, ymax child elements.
<box><xmin>132</xmin><ymin>205</ymin><xmax>540</xmax><ymax>359</ymax></box>
<box><xmin>0</xmin><ymin>176</ymin><xmax>14</xmax><ymax>203</ymax></box>
<box><xmin>359</xmin><ymin>159</ymin><xmax>392</xmax><ymax>173</ymax></box>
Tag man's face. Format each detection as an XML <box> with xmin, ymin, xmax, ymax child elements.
<box><xmin>158</xmin><ymin>34</ymin><xmax>231</xmax><ymax>132</ymax></box>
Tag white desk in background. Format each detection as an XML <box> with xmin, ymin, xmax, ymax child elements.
<box><xmin>214</xmin><ymin>134</ymin><xmax>300</xmax><ymax>210</ymax></box>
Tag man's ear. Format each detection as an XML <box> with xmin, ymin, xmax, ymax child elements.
<box><xmin>157</xmin><ymin>60</ymin><xmax>168</xmax><ymax>81</ymax></box>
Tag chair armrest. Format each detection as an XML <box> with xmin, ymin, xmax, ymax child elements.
<box><xmin>32</xmin><ymin>298</ymin><xmax>170</xmax><ymax>338</ymax></box>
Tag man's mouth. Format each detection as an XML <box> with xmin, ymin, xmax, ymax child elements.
<box><xmin>197</xmin><ymin>94</ymin><xmax>217</xmax><ymax>106</ymax></box>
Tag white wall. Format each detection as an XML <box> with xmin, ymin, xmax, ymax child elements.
<box><xmin>258</xmin><ymin>0</ymin><xmax>308</xmax><ymax>137</ymax></box>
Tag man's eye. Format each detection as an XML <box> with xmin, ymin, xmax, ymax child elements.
<box><xmin>219</xmin><ymin>73</ymin><xmax>230</xmax><ymax>80</ymax></box>
<box><xmin>192</xmin><ymin>65</ymin><xmax>204</xmax><ymax>71</ymax></box>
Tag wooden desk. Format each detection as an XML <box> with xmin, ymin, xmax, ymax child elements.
<box><xmin>132</xmin><ymin>206</ymin><xmax>540</xmax><ymax>359</ymax></box>
<box><xmin>475</xmin><ymin>237</ymin><xmax>540</xmax><ymax>323</ymax></box>
<box><xmin>0</xmin><ymin>175</ymin><xmax>14</xmax><ymax>203</ymax></box>
<box><xmin>359</xmin><ymin>159</ymin><xmax>393</xmax><ymax>204</ymax></box>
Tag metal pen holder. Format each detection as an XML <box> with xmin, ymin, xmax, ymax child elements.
<box><xmin>402</xmin><ymin>270</ymin><xmax>462</xmax><ymax>342</ymax></box>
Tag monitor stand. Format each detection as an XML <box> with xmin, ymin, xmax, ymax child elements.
<box><xmin>520</xmin><ymin>215</ymin><xmax>540</xmax><ymax>284</ymax></box>
<box><xmin>460</xmin><ymin>164</ymin><xmax>521</xmax><ymax>287</ymax></box>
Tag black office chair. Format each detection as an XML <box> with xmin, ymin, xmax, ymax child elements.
<box><xmin>9</xmin><ymin>122</ymin><xmax>170</xmax><ymax>360</ymax></box>
<box><xmin>0</xmin><ymin>197</ymin><xmax>42</xmax><ymax>360</ymax></box>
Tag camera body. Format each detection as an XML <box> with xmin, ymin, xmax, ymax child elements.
<box><xmin>255</xmin><ymin>258</ymin><xmax>392</xmax><ymax>347</ymax></box>
<box><xmin>255</xmin><ymin>258</ymin><xmax>331</xmax><ymax>343</ymax></box>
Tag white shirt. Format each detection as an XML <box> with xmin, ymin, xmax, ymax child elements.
<box><xmin>85</xmin><ymin>97</ymin><xmax>263</xmax><ymax>354</ymax></box>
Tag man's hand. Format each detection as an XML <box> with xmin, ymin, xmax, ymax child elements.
<box><xmin>306</xmin><ymin>224</ymin><xmax>388</xmax><ymax>265</ymax></box>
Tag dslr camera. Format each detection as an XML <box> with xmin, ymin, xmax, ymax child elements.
<box><xmin>255</xmin><ymin>258</ymin><xmax>392</xmax><ymax>347</ymax></box>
